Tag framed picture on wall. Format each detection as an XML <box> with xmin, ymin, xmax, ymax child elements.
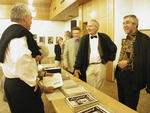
<box><xmin>48</xmin><ymin>36</ymin><xmax>54</xmax><ymax>44</ymax></box>
<box><xmin>39</xmin><ymin>36</ymin><xmax>45</xmax><ymax>43</ymax></box>
<box><xmin>33</xmin><ymin>34</ymin><xmax>37</xmax><ymax>41</ymax></box>
<box><xmin>139</xmin><ymin>29</ymin><xmax>150</xmax><ymax>37</ymax></box>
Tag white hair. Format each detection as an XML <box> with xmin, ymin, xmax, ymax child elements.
<box><xmin>124</xmin><ymin>14</ymin><xmax>139</xmax><ymax>27</ymax></box>
<box><xmin>88</xmin><ymin>19</ymin><xmax>100</xmax><ymax>28</ymax></box>
<box><xmin>10</xmin><ymin>3</ymin><xmax>31</xmax><ymax>22</ymax></box>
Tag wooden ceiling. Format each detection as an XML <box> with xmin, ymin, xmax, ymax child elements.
<box><xmin>0</xmin><ymin>0</ymin><xmax>90</xmax><ymax>21</ymax></box>
<box><xmin>0</xmin><ymin>0</ymin><xmax>52</xmax><ymax>20</ymax></box>
<box><xmin>0</xmin><ymin>0</ymin><xmax>52</xmax><ymax>7</ymax></box>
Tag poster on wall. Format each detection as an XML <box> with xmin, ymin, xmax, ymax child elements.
<box><xmin>48</xmin><ymin>36</ymin><xmax>54</xmax><ymax>44</ymax></box>
<box><xmin>33</xmin><ymin>34</ymin><xmax>37</xmax><ymax>41</ymax></box>
<box><xmin>39</xmin><ymin>36</ymin><xmax>45</xmax><ymax>43</ymax></box>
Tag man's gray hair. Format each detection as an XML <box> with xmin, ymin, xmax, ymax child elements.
<box><xmin>124</xmin><ymin>14</ymin><xmax>139</xmax><ymax>27</ymax></box>
<box><xmin>89</xmin><ymin>19</ymin><xmax>100</xmax><ymax>28</ymax></box>
<box><xmin>10</xmin><ymin>3</ymin><xmax>31</xmax><ymax>22</ymax></box>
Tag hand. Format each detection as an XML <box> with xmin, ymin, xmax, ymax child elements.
<box><xmin>34</xmin><ymin>84</ymin><xmax>38</xmax><ymax>92</ymax></box>
<box><xmin>44</xmin><ymin>86</ymin><xmax>54</xmax><ymax>93</ymax></box>
<box><xmin>64</xmin><ymin>65</ymin><xmax>69</xmax><ymax>69</ymax></box>
<box><xmin>35</xmin><ymin>55</ymin><xmax>42</xmax><ymax>62</ymax></box>
<box><xmin>118</xmin><ymin>60</ymin><xmax>128</xmax><ymax>69</ymax></box>
<box><xmin>46</xmin><ymin>73</ymin><xmax>53</xmax><ymax>77</ymax></box>
<box><xmin>74</xmin><ymin>69</ymin><xmax>81</xmax><ymax>77</ymax></box>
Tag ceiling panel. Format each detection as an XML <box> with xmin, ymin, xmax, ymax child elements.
<box><xmin>0</xmin><ymin>0</ymin><xmax>52</xmax><ymax>20</ymax></box>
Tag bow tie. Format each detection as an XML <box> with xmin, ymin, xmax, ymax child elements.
<box><xmin>91</xmin><ymin>36</ymin><xmax>97</xmax><ymax>39</ymax></box>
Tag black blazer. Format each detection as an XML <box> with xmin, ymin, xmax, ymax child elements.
<box><xmin>54</xmin><ymin>44</ymin><xmax>61</xmax><ymax>61</ymax></box>
<box><xmin>115</xmin><ymin>31</ymin><xmax>150</xmax><ymax>93</ymax></box>
<box><xmin>74</xmin><ymin>32</ymin><xmax>117</xmax><ymax>81</ymax></box>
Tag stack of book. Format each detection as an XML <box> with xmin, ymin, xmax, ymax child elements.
<box><xmin>61</xmin><ymin>79</ymin><xmax>88</xmax><ymax>96</ymax></box>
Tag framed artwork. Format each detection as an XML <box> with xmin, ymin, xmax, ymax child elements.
<box><xmin>33</xmin><ymin>34</ymin><xmax>37</xmax><ymax>41</ymax></box>
<box><xmin>39</xmin><ymin>36</ymin><xmax>45</xmax><ymax>43</ymax></box>
<box><xmin>48</xmin><ymin>36</ymin><xmax>54</xmax><ymax>44</ymax></box>
<box><xmin>139</xmin><ymin>29</ymin><xmax>150</xmax><ymax>37</ymax></box>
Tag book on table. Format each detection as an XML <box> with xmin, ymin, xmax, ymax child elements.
<box><xmin>43</xmin><ymin>73</ymin><xmax>63</xmax><ymax>88</ymax></box>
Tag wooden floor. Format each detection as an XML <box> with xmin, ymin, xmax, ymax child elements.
<box><xmin>0</xmin><ymin>80</ymin><xmax>150</xmax><ymax>113</ymax></box>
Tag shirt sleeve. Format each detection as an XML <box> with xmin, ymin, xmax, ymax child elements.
<box><xmin>9</xmin><ymin>37</ymin><xmax>38</xmax><ymax>86</ymax></box>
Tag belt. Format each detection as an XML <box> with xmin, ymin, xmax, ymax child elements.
<box><xmin>90</xmin><ymin>62</ymin><xmax>101</xmax><ymax>65</ymax></box>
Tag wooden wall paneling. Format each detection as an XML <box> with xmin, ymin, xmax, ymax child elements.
<box><xmin>78</xmin><ymin>0</ymin><xmax>115</xmax><ymax>81</ymax></box>
<box><xmin>106</xmin><ymin>0</ymin><xmax>115</xmax><ymax>81</ymax></box>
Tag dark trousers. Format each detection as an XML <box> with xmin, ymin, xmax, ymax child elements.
<box><xmin>116</xmin><ymin>70</ymin><xmax>140</xmax><ymax>110</ymax></box>
<box><xmin>4</xmin><ymin>78</ymin><xmax>44</xmax><ymax>113</ymax></box>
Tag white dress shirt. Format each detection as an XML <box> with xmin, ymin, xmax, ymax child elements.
<box><xmin>89</xmin><ymin>34</ymin><xmax>101</xmax><ymax>64</ymax></box>
<box><xmin>2</xmin><ymin>36</ymin><xmax>38</xmax><ymax>87</ymax></box>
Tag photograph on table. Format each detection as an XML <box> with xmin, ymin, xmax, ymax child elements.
<box><xmin>66</xmin><ymin>93</ymin><xmax>98</xmax><ymax>108</ymax></box>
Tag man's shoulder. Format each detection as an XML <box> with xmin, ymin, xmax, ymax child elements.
<box><xmin>66</xmin><ymin>38</ymin><xmax>75</xmax><ymax>44</ymax></box>
<box><xmin>137</xmin><ymin>31</ymin><xmax>150</xmax><ymax>39</ymax></box>
<box><xmin>80</xmin><ymin>34</ymin><xmax>89</xmax><ymax>41</ymax></box>
<box><xmin>98</xmin><ymin>32</ymin><xmax>109</xmax><ymax>38</ymax></box>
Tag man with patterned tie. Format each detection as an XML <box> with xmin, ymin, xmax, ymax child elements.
<box><xmin>74</xmin><ymin>19</ymin><xmax>117</xmax><ymax>90</ymax></box>
<box><xmin>63</xmin><ymin>27</ymin><xmax>81</xmax><ymax>74</ymax></box>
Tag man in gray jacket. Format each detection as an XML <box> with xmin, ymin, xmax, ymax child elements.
<box><xmin>63</xmin><ymin>27</ymin><xmax>81</xmax><ymax>73</ymax></box>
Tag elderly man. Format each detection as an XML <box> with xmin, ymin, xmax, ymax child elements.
<box><xmin>0</xmin><ymin>4</ymin><xmax>44</xmax><ymax>113</ymax></box>
<box><xmin>115</xmin><ymin>15</ymin><xmax>150</xmax><ymax>110</ymax></box>
<box><xmin>64</xmin><ymin>27</ymin><xmax>81</xmax><ymax>74</ymax></box>
<box><xmin>74</xmin><ymin>19</ymin><xmax>117</xmax><ymax>90</ymax></box>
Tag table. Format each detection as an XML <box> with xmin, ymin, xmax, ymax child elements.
<box><xmin>41</xmin><ymin>64</ymin><xmax>138</xmax><ymax>113</ymax></box>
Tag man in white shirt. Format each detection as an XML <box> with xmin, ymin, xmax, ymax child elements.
<box><xmin>63</xmin><ymin>27</ymin><xmax>81</xmax><ymax>73</ymax></box>
<box><xmin>0</xmin><ymin>4</ymin><xmax>44</xmax><ymax>113</ymax></box>
<box><xmin>74</xmin><ymin>19</ymin><xmax>117</xmax><ymax>90</ymax></box>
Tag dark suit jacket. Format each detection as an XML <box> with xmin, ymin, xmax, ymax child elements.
<box><xmin>74</xmin><ymin>32</ymin><xmax>117</xmax><ymax>82</ymax></box>
<box><xmin>54</xmin><ymin>44</ymin><xmax>61</xmax><ymax>61</ymax></box>
<box><xmin>115</xmin><ymin>31</ymin><xmax>150</xmax><ymax>93</ymax></box>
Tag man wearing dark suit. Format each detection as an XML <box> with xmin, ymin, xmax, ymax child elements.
<box><xmin>115</xmin><ymin>14</ymin><xmax>150</xmax><ymax>110</ymax></box>
<box><xmin>74</xmin><ymin>19</ymin><xmax>117</xmax><ymax>90</ymax></box>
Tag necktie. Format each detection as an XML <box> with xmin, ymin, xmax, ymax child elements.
<box><xmin>91</xmin><ymin>36</ymin><xmax>97</xmax><ymax>39</ymax></box>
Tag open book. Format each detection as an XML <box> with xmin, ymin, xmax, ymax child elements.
<box><xmin>43</xmin><ymin>73</ymin><xmax>63</xmax><ymax>88</ymax></box>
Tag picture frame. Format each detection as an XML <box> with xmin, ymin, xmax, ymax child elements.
<box><xmin>66</xmin><ymin>93</ymin><xmax>98</xmax><ymax>108</ymax></box>
<box><xmin>39</xmin><ymin>36</ymin><xmax>45</xmax><ymax>43</ymax></box>
<box><xmin>33</xmin><ymin>34</ymin><xmax>37</xmax><ymax>41</ymax></box>
<box><xmin>48</xmin><ymin>36</ymin><xmax>54</xmax><ymax>44</ymax></box>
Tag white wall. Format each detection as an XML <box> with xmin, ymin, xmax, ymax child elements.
<box><xmin>132</xmin><ymin>0</ymin><xmax>150</xmax><ymax>30</ymax></box>
<box><xmin>114</xmin><ymin>0</ymin><xmax>133</xmax><ymax>66</ymax></box>
<box><xmin>114</xmin><ymin>0</ymin><xmax>150</xmax><ymax>80</ymax></box>
<box><xmin>64</xmin><ymin>16</ymin><xmax>79</xmax><ymax>33</ymax></box>
<box><xmin>0</xmin><ymin>19</ymin><xmax>67</xmax><ymax>57</ymax></box>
